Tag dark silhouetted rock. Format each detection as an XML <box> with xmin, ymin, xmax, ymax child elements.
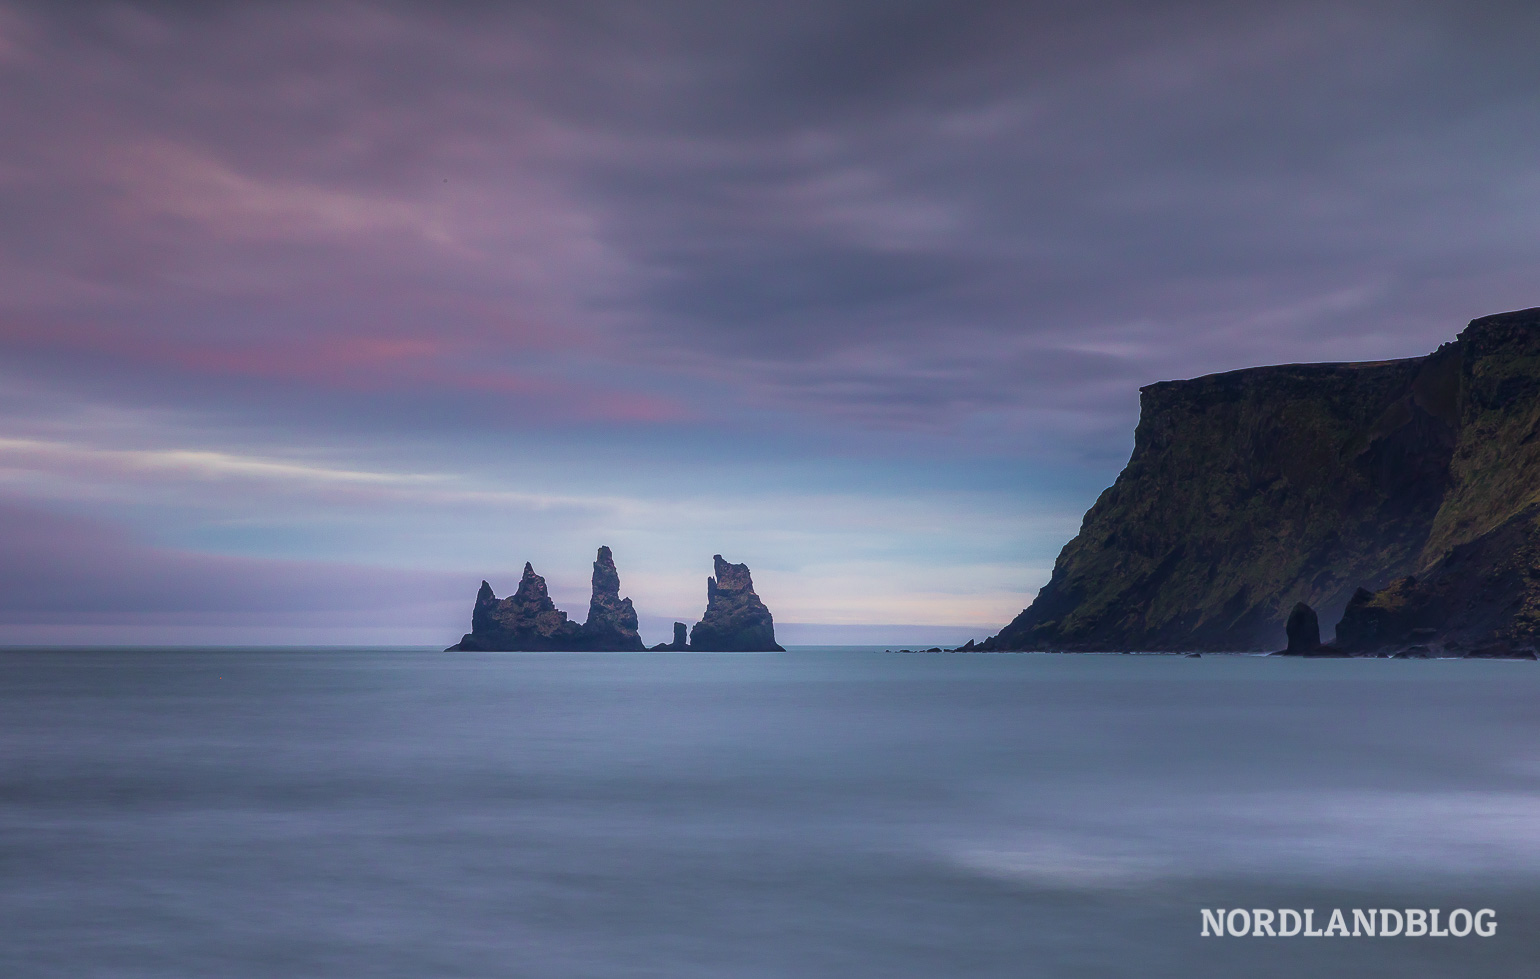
<box><xmin>447</xmin><ymin>563</ymin><xmax>582</xmax><ymax>651</ymax></box>
<box><xmin>577</xmin><ymin>546</ymin><xmax>645</xmax><ymax>651</ymax></box>
<box><xmin>982</xmin><ymin>306</ymin><xmax>1540</xmax><ymax>654</ymax></box>
<box><xmin>1284</xmin><ymin>602</ymin><xmax>1322</xmax><ymax>653</ymax></box>
<box><xmin>649</xmin><ymin>622</ymin><xmax>690</xmax><ymax>652</ymax></box>
<box><xmin>688</xmin><ymin>555</ymin><xmax>784</xmax><ymax>651</ymax></box>
<box><xmin>448</xmin><ymin>546</ymin><xmax>648</xmax><ymax>651</ymax></box>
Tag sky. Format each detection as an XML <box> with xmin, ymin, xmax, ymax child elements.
<box><xmin>3</xmin><ymin>0</ymin><xmax>1540</xmax><ymax>645</ymax></box>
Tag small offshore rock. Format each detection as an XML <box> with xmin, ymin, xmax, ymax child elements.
<box><xmin>1284</xmin><ymin>602</ymin><xmax>1322</xmax><ymax>653</ymax></box>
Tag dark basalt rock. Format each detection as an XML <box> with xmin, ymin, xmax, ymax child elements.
<box><xmin>649</xmin><ymin>622</ymin><xmax>690</xmax><ymax>652</ymax></box>
<box><xmin>1283</xmin><ymin>602</ymin><xmax>1324</xmax><ymax>654</ymax></box>
<box><xmin>981</xmin><ymin>306</ymin><xmax>1540</xmax><ymax>655</ymax></box>
<box><xmin>448</xmin><ymin>546</ymin><xmax>646</xmax><ymax>651</ymax></box>
<box><xmin>447</xmin><ymin>563</ymin><xmax>582</xmax><ymax>651</ymax></box>
<box><xmin>688</xmin><ymin>555</ymin><xmax>784</xmax><ymax>651</ymax></box>
<box><xmin>577</xmin><ymin>546</ymin><xmax>645</xmax><ymax>651</ymax></box>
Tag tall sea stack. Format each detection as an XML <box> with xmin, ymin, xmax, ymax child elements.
<box><xmin>577</xmin><ymin>546</ymin><xmax>646</xmax><ymax>651</ymax></box>
<box><xmin>981</xmin><ymin>307</ymin><xmax>1540</xmax><ymax>656</ymax></box>
<box><xmin>447</xmin><ymin>547</ymin><xmax>645</xmax><ymax>651</ymax></box>
<box><xmin>689</xmin><ymin>555</ymin><xmax>784</xmax><ymax>651</ymax></box>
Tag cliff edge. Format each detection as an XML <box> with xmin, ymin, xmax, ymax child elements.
<box><xmin>982</xmin><ymin>307</ymin><xmax>1540</xmax><ymax>655</ymax></box>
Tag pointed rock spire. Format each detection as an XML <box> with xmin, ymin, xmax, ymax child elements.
<box><xmin>579</xmin><ymin>545</ymin><xmax>645</xmax><ymax>650</ymax></box>
<box><xmin>448</xmin><ymin>561</ymin><xmax>581</xmax><ymax>651</ymax></box>
<box><xmin>689</xmin><ymin>555</ymin><xmax>783</xmax><ymax>651</ymax></box>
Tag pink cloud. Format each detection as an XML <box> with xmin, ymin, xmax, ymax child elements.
<box><xmin>2</xmin><ymin>316</ymin><xmax>692</xmax><ymax>425</ymax></box>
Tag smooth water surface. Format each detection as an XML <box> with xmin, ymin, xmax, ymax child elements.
<box><xmin>3</xmin><ymin>648</ymin><xmax>1538</xmax><ymax>977</ymax></box>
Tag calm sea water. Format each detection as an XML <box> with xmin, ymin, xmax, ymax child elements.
<box><xmin>3</xmin><ymin>647</ymin><xmax>1538</xmax><ymax>978</ymax></box>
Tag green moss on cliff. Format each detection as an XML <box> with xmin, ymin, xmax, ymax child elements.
<box><xmin>989</xmin><ymin>307</ymin><xmax>1540</xmax><ymax>653</ymax></box>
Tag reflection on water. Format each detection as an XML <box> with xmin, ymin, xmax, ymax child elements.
<box><xmin>2</xmin><ymin>648</ymin><xmax>1537</xmax><ymax>977</ymax></box>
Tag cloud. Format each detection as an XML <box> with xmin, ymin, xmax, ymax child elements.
<box><xmin>0</xmin><ymin>496</ymin><xmax>466</xmax><ymax>630</ymax></box>
<box><xmin>3</xmin><ymin>1</ymin><xmax>1540</xmax><ymax>637</ymax></box>
<box><xmin>5</xmin><ymin>0</ymin><xmax>1537</xmax><ymax>453</ymax></box>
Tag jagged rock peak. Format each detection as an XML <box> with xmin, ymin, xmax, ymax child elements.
<box><xmin>591</xmin><ymin>546</ymin><xmax>620</xmax><ymax>597</ymax></box>
<box><xmin>447</xmin><ymin>560</ymin><xmax>581</xmax><ymax>651</ymax></box>
<box><xmin>690</xmin><ymin>555</ymin><xmax>784</xmax><ymax>652</ymax></box>
<box><xmin>579</xmin><ymin>545</ymin><xmax>645</xmax><ymax>651</ymax></box>
<box><xmin>710</xmin><ymin>554</ymin><xmax>754</xmax><ymax>596</ymax></box>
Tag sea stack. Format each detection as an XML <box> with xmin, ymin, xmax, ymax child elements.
<box><xmin>650</xmin><ymin>622</ymin><xmax>690</xmax><ymax>652</ymax></box>
<box><xmin>447</xmin><ymin>563</ymin><xmax>582</xmax><ymax>651</ymax></box>
<box><xmin>447</xmin><ymin>547</ymin><xmax>647</xmax><ymax>651</ymax></box>
<box><xmin>1283</xmin><ymin>602</ymin><xmax>1324</xmax><ymax>654</ymax></box>
<box><xmin>577</xmin><ymin>546</ymin><xmax>646</xmax><ymax>651</ymax></box>
<box><xmin>689</xmin><ymin>555</ymin><xmax>784</xmax><ymax>651</ymax></box>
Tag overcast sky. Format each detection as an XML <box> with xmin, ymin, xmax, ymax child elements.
<box><xmin>3</xmin><ymin>0</ymin><xmax>1539</xmax><ymax>644</ymax></box>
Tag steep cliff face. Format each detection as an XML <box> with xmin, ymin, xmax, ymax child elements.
<box><xmin>577</xmin><ymin>546</ymin><xmax>646</xmax><ymax>651</ymax></box>
<box><xmin>986</xmin><ymin>307</ymin><xmax>1540</xmax><ymax>653</ymax></box>
<box><xmin>1332</xmin><ymin>309</ymin><xmax>1540</xmax><ymax>655</ymax></box>
<box><xmin>689</xmin><ymin>555</ymin><xmax>784</xmax><ymax>651</ymax></box>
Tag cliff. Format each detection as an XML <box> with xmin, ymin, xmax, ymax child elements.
<box><xmin>689</xmin><ymin>555</ymin><xmax>784</xmax><ymax>651</ymax></box>
<box><xmin>983</xmin><ymin>307</ymin><xmax>1540</xmax><ymax>655</ymax></box>
<box><xmin>447</xmin><ymin>546</ymin><xmax>644</xmax><ymax>651</ymax></box>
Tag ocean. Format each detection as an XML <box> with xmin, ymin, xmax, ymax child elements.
<box><xmin>3</xmin><ymin>647</ymin><xmax>1537</xmax><ymax>977</ymax></box>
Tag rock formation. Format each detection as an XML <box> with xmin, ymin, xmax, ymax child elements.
<box><xmin>577</xmin><ymin>546</ymin><xmax>645</xmax><ymax>651</ymax></box>
<box><xmin>649</xmin><ymin>622</ymin><xmax>690</xmax><ymax>651</ymax></box>
<box><xmin>688</xmin><ymin>555</ymin><xmax>784</xmax><ymax>651</ymax></box>
<box><xmin>980</xmin><ymin>307</ymin><xmax>1540</xmax><ymax>657</ymax></box>
<box><xmin>447</xmin><ymin>563</ymin><xmax>582</xmax><ymax>651</ymax></box>
<box><xmin>1282</xmin><ymin>602</ymin><xmax>1326</xmax><ymax>655</ymax></box>
<box><xmin>447</xmin><ymin>546</ymin><xmax>645</xmax><ymax>651</ymax></box>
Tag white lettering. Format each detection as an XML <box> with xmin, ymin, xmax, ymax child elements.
<box><xmin>1448</xmin><ymin>909</ymin><xmax>1472</xmax><ymax>937</ymax></box>
<box><xmin>1324</xmin><ymin>909</ymin><xmax>1349</xmax><ymax>937</ymax></box>
<box><xmin>1278</xmin><ymin>909</ymin><xmax>1303</xmax><ymax>937</ymax></box>
<box><xmin>1380</xmin><ymin>909</ymin><xmax>1404</xmax><ymax>936</ymax></box>
<box><xmin>1201</xmin><ymin>909</ymin><xmax>1225</xmax><ymax>936</ymax></box>
<box><xmin>1303</xmin><ymin>909</ymin><xmax>1323</xmax><ymax>937</ymax></box>
<box><xmin>1226</xmin><ymin>909</ymin><xmax>1251</xmax><ymax>936</ymax></box>
<box><xmin>1251</xmin><ymin>909</ymin><xmax>1276</xmax><ymax>936</ymax></box>
<box><xmin>1475</xmin><ymin>909</ymin><xmax>1497</xmax><ymax>937</ymax></box>
<box><xmin>1352</xmin><ymin>909</ymin><xmax>1376</xmax><ymax>937</ymax></box>
<box><xmin>1406</xmin><ymin>909</ymin><xmax>1428</xmax><ymax>936</ymax></box>
<box><xmin>1429</xmin><ymin>909</ymin><xmax>1447</xmax><ymax>937</ymax></box>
